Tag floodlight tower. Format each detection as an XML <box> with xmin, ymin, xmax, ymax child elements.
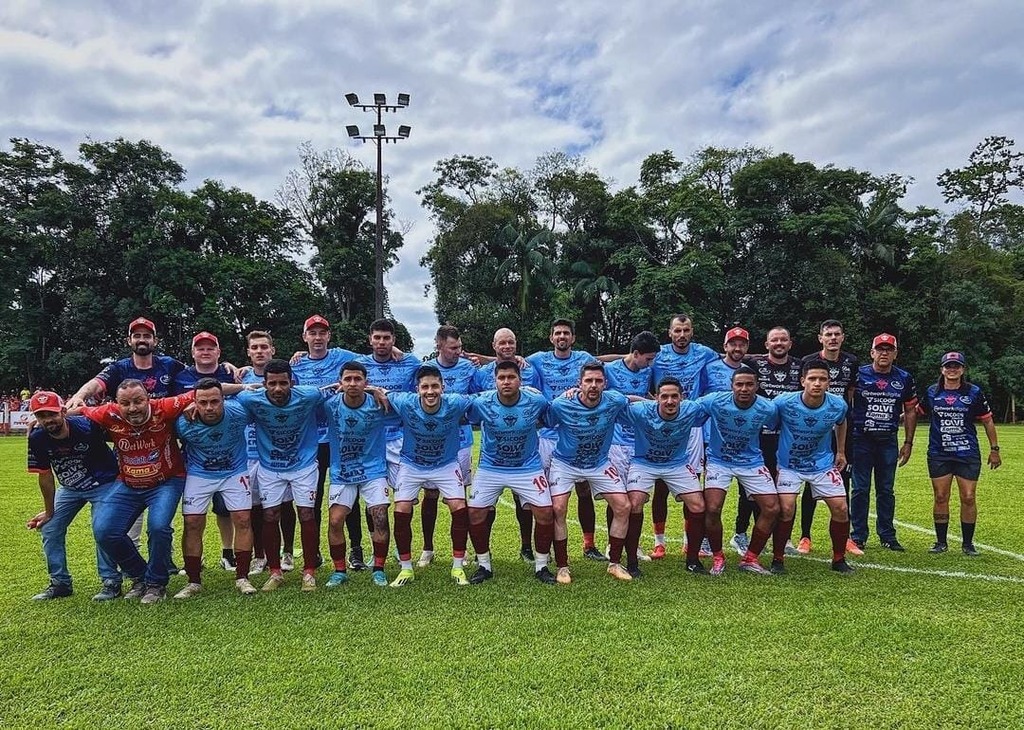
<box><xmin>346</xmin><ymin>92</ymin><xmax>411</xmax><ymax>320</ymax></box>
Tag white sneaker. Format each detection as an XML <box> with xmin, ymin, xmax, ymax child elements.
<box><xmin>219</xmin><ymin>556</ymin><xmax>235</xmax><ymax>571</ymax></box>
<box><xmin>281</xmin><ymin>553</ymin><xmax>295</xmax><ymax>572</ymax></box>
<box><xmin>235</xmin><ymin>578</ymin><xmax>257</xmax><ymax>595</ymax></box>
<box><xmin>301</xmin><ymin>573</ymin><xmax>316</xmax><ymax>592</ymax></box>
<box><xmin>416</xmin><ymin>550</ymin><xmax>435</xmax><ymax>568</ymax></box>
<box><xmin>730</xmin><ymin>533</ymin><xmax>750</xmax><ymax>556</ymax></box>
<box><xmin>637</xmin><ymin>547</ymin><xmax>652</xmax><ymax>562</ymax></box>
<box><xmin>248</xmin><ymin>557</ymin><xmax>268</xmax><ymax>576</ymax></box>
<box><xmin>173</xmin><ymin>582</ymin><xmax>202</xmax><ymax>599</ymax></box>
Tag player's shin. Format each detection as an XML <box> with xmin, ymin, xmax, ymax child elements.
<box><xmin>652</xmin><ymin>480</ymin><xmax>669</xmax><ymax>544</ymax></box>
<box><xmin>421</xmin><ymin>491</ymin><xmax>439</xmax><ymax>551</ymax></box>
<box><xmin>828</xmin><ymin>519</ymin><xmax>849</xmax><ymax>562</ymax></box>
<box><xmin>298</xmin><ymin>510</ymin><xmax>319</xmax><ymax>573</ymax></box>
<box><xmin>450</xmin><ymin>506</ymin><xmax>469</xmax><ymax>568</ymax></box>
<box><xmin>625</xmin><ymin>511</ymin><xmax>643</xmax><ymax>570</ymax></box>
<box><xmin>393</xmin><ymin>509</ymin><xmax>414</xmax><ymax>567</ymax></box>
<box><xmin>685</xmin><ymin>511</ymin><xmax>706</xmax><ymax>562</ymax></box>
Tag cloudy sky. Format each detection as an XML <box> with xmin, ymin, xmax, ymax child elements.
<box><xmin>3</xmin><ymin>1</ymin><xmax>1022</xmax><ymax>354</ymax></box>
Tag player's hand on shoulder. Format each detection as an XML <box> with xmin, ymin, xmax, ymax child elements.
<box><xmin>289</xmin><ymin>351</ymin><xmax>306</xmax><ymax>365</ymax></box>
<box><xmin>235</xmin><ymin>365</ymin><xmax>253</xmax><ymax>383</ymax></box>
<box><xmin>561</xmin><ymin>387</ymin><xmax>580</xmax><ymax>400</ymax></box>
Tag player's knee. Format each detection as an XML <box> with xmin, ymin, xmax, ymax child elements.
<box><xmin>534</xmin><ymin>507</ymin><xmax>554</xmax><ymax>524</ymax></box>
<box><xmin>468</xmin><ymin>508</ymin><xmax>488</xmax><ymax>525</ymax></box>
<box><xmin>183</xmin><ymin>514</ymin><xmax>204</xmax><ymax>530</ymax></box>
<box><xmin>230</xmin><ymin>511</ymin><xmax>251</xmax><ymax>530</ymax></box>
<box><xmin>961</xmin><ymin>491</ymin><xmax>977</xmax><ymax>508</ymax></box>
<box><xmin>297</xmin><ymin>507</ymin><xmax>315</xmax><ymax>522</ymax></box>
<box><xmin>263</xmin><ymin>506</ymin><xmax>281</xmax><ymax>522</ymax></box>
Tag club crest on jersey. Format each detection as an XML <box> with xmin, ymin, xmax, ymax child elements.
<box><xmin>804</xmin><ymin>417</ymin><xmax>818</xmax><ymax>427</ymax></box>
<box><xmin>345</xmin><ymin>417</ymin><xmax>358</xmax><ymax>428</ymax></box>
<box><xmin>773</xmin><ymin>372</ymin><xmax>787</xmax><ymax>382</ymax></box>
<box><xmin>586</xmin><ymin>414</ymin><xmax>601</xmax><ymax>425</ymax></box>
<box><xmin>944</xmin><ymin>395</ymin><xmax>958</xmax><ymax>405</ymax></box>
<box><xmin>210</xmin><ymin>432</ymin><xmax>224</xmax><ymax>442</ymax></box>
<box><xmin>424</xmin><ymin>420</ymin><xmax>438</xmax><ymax>431</ymax></box>
<box><xmin>503</xmin><ymin>415</ymin><xmax>518</xmax><ymax>427</ymax></box>
<box><xmin>274</xmin><ymin>413</ymin><xmax>289</xmax><ymax>423</ymax></box>
<box><xmin>874</xmin><ymin>379</ymin><xmax>888</xmax><ymax>390</ymax></box>
<box><xmin>734</xmin><ymin>416</ymin><xmax>747</xmax><ymax>426</ymax></box>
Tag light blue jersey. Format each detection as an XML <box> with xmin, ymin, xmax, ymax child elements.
<box><xmin>623</xmin><ymin>400</ymin><xmax>708</xmax><ymax>467</ymax></box>
<box><xmin>468</xmin><ymin>389</ymin><xmax>547</xmax><ymax>473</ymax></box>
<box><xmin>236</xmin><ymin>386</ymin><xmax>324</xmax><ymax>472</ymax></box>
<box><xmin>425</xmin><ymin>356</ymin><xmax>479</xmax><ymax>450</ymax></box>
<box><xmin>697</xmin><ymin>392</ymin><xmax>779</xmax><ymax>468</ymax></box>
<box><xmin>324</xmin><ymin>393</ymin><xmax>401</xmax><ymax>485</ymax></box>
<box><xmin>604</xmin><ymin>358</ymin><xmax>653</xmax><ymax>447</ymax></box>
<box><xmin>698</xmin><ymin>356</ymin><xmax>742</xmax><ymax>441</ymax></box>
<box><xmin>473</xmin><ymin>360</ymin><xmax>542</xmax><ymax>392</ymax></box>
<box><xmin>546</xmin><ymin>390</ymin><xmax>628</xmax><ymax>469</ymax></box>
<box><xmin>240</xmin><ymin>368</ymin><xmax>264</xmax><ymax>462</ymax></box>
<box><xmin>292</xmin><ymin>347</ymin><xmax>358</xmax><ymax>443</ymax></box>
<box><xmin>356</xmin><ymin>353</ymin><xmax>421</xmax><ymax>443</ymax></box>
<box><xmin>390</xmin><ymin>392</ymin><xmax>473</xmax><ymax>468</ymax></box>
<box><xmin>527</xmin><ymin>349</ymin><xmax>596</xmax><ymax>440</ymax></box>
<box><xmin>176</xmin><ymin>400</ymin><xmax>251</xmax><ymax>478</ymax></box>
<box><xmin>775</xmin><ymin>391</ymin><xmax>847</xmax><ymax>472</ymax></box>
<box><xmin>651</xmin><ymin>342</ymin><xmax>718</xmax><ymax>399</ymax></box>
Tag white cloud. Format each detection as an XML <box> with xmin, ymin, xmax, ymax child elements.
<box><xmin>2</xmin><ymin>0</ymin><xmax>1022</xmax><ymax>354</ymax></box>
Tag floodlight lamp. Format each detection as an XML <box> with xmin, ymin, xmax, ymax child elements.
<box><xmin>373</xmin><ymin>124</ymin><xmax>386</xmax><ymax>137</ymax></box>
<box><xmin>345</xmin><ymin>93</ymin><xmax>359</xmax><ymax>106</ymax></box>
<box><xmin>374</xmin><ymin>93</ymin><xmax>387</xmax><ymax>106</ymax></box>
<box><xmin>346</xmin><ymin>125</ymin><xmax>360</xmax><ymax>138</ymax></box>
<box><xmin>397</xmin><ymin>93</ymin><xmax>410</xmax><ymax>107</ymax></box>
<box><xmin>398</xmin><ymin>125</ymin><xmax>411</xmax><ymax>138</ymax></box>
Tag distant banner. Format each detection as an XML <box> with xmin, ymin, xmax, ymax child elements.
<box><xmin>8</xmin><ymin>411</ymin><xmax>34</xmax><ymax>432</ymax></box>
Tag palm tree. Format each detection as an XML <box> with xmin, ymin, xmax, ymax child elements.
<box><xmin>494</xmin><ymin>224</ymin><xmax>557</xmax><ymax>321</ymax></box>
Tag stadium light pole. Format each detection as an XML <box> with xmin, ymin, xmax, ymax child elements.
<box><xmin>346</xmin><ymin>92</ymin><xmax>411</xmax><ymax>320</ymax></box>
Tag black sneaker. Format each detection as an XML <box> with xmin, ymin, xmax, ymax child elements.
<box><xmin>534</xmin><ymin>566</ymin><xmax>557</xmax><ymax>585</ymax></box>
<box><xmin>32</xmin><ymin>583</ymin><xmax>73</xmax><ymax>601</ymax></box>
<box><xmin>626</xmin><ymin>565</ymin><xmax>643</xmax><ymax>579</ymax></box>
<box><xmin>314</xmin><ymin>553</ymin><xmax>325</xmax><ymax>569</ymax></box>
<box><xmin>470</xmin><ymin>567</ymin><xmax>494</xmax><ymax>584</ymax></box>
<box><xmin>685</xmin><ymin>561</ymin><xmax>707</xmax><ymax>575</ymax></box>
<box><xmin>519</xmin><ymin>546</ymin><xmax>535</xmax><ymax>563</ymax></box>
<box><xmin>220</xmin><ymin>554</ymin><xmax>236</xmax><ymax>571</ymax></box>
<box><xmin>583</xmin><ymin>546</ymin><xmax>608</xmax><ymax>562</ymax></box>
<box><xmin>962</xmin><ymin>543</ymin><xmax>980</xmax><ymax>556</ymax></box>
<box><xmin>928</xmin><ymin>542</ymin><xmax>949</xmax><ymax>554</ymax></box>
<box><xmin>770</xmin><ymin>558</ymin><xmax>786</xmax><ymax>575</ymax></box>
<box><xmin>92</xmin><ymin>583</ymin><xmax>122</xmax><ymax>601</ymax></box>
<box><xmin>124</xmin><ymin>578</ymin><xmax>147</xmax><ymax>600</ymax></box>
<box><xmin>880</xmin><ymin>540</ymin><xmax>905</xmax><ymax>552</ymax></box>
<box><xmin>831</xmin><ymin>559</ymin><xmax>855</xmax><ymax>574</ymax></box>
<box><xmin>349</xmin><ymin>547</ymin><xmax>367</xmax><ymax>572</ymax></box>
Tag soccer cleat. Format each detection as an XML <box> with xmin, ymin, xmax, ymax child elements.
<box><xmin>710</xmin><ymin>554</ymin><xmax>726</xmax><ymax>576</ymax></box>
<box><xmin>929</xmin><ymin>542</ymin><xmax>949</xmax><ymax>554</ymax></box>
<box><xmin>626</xmin><ymin>565</ymin><xmax>643</xmax><ymax>579</ymax></box>
<box><xmin>797</xmin><ymin>537</ymin><xmax>812</xmax><ymax>554</ymax></box>
<box><xmin>535</xmin><ymin>566</ymin><xmax>557</xmax><ymax>585</ymax></box>
<box><xmin>326</xmin><ymin>571</ymin><xmax>349</xmax><ymax>588</ymax></box>
<box><xmin>783</xmin><ymin>541</ymin><xmax>800</xmax><ymax>557</ymax></box>
<box><xmin>140</xmin><ymin>586</ymin><xmax>166</xmax><ymax>604</ymax></box>
<box><xmin>249</xmin><ymin>557</ymin><xmax>268</xmax><ymax>576</ymax></box>
<box><xmin>220</xmin><ymin>555</ymin><xmax>236</xmax><ymax>571</ymax></box>
<box><xmin>607</xmin><ymin>563</ymin><xmax>632</xmax><ymax>581</ymax></box>
<box><xmin>235</xmin><ymin>578</ymin><xmax>257</xmax><ymax>595</ymax></box>
<box><xmin>280</xmin><ymin>553</ymin><xmax>295</xmax><ymax>572</ymax></box>
<box><xmin>738</xmin><ymin>557</ymin><xmax>772</xmax><ymax>575</ymax></box>
<box><xmin>686</xmin><ymin>561</ymin><xmax>707</xmax><ymax>575</ymax></box>
<box><xmin>831</xmin><ymin>559</ymin><xmax>855</xmax><ymax>574</ymax></box>
<box><xmin>584</xmin><ymin>546</ymin><xmax>608</xmax><ymax>562</ymax></box>
<box><xmin>371</xmin><ymin>570</ymin><xmax>388</xmax><ymax>587</ymax></box>
<box><xmin>314</xmin><ymin>553</ymin><xmax>324</xmax><ymax>569</ymax></box>
<box><xmin>730</xmin><ymin>533</ymin><xmax>750</xmax><ymax>555</ymax></box>
<box><xmin>962</xmin><ymin>544</ymin><xmax>980</xmax><ymax>557</ymax></box>
<box><xmin>880</xmin><ymin>540</ymin><xmax>905</xmax><ymax>552</ymax></box>
<box><xmin>301</xmin><ymin>573</ymin><xmax>317</xmax><ymax>592</ymax></box>
<box><xmin>92</xmin><ymin>583</ymin><xmax>122</xmax><ymax>602</ymax></box>
<box><xmin>556</xmin><ymin>567</ymin><xmax>572</xmax><ymax>585</ymax></box>
<box><xmin>173</xmin><ymin>582</ymin><xmax>203</xmax><ymax>599</ymax></box>
<box><xmin>470</xmin><ymin>567</ymin><xmax>493</xmax><ymax>585</ymax></box>
<box><xmin>349</xmin><ymin>547</ymin><xmax>367</xmax><ymax>572</ymax></box>
<box><xmin>169</xmin><ymin>562</ymin><xmax>183</xmax><ymax>578</ymax></box>
<box><xmin>770</xmin><ymin>559</ymin><xmax>786</xmax><ymax>575</ymax></box>
<box><xmin>416</xmin><ymin>550</ymin><xmax>435</xmax><ymax>568</ymax></box>
<box><xmin>124</xmin><ymin>578</ymin><xmax>146</xmax><ymax>600</ymax></box>
<box><xmin>261</xmin><ymin>573</ymin><xmax>285</xmax><ymax>592</ymax></box>
<box><xmin>32</xmin><ymin>584</ymin><xmax>73</xmax><ymax>601</ymax></box>
<box><xmin>845</xmin><ymin>539</ymin><xmax>865</xmax><ymax>556</ymax></box>
<box><xmin>698</xmin><ymin>538</ymin><xmax>713</xmax><ymax>558</ymax></box>
<box><xmin>637</xmin><ymin>548</ymin><xmax>652</xmax><ymax>562</ymax></box>
<box><xmin>649</xmin><ymin>544</ymin><xmax>667</xmax><ymax>560</ymax></box>
<box><xmin>390</xmin><ymin>568</ymin><xmax>415</xmax><ymax>588</ymax></box>
<box><xmin>451</xmin><ymin>567</ymin><xmax>470</xmax><ymax>586</ymax></box>
<box><xmin>520</xmin><ymin>546</ymin><xmax>535</xmax><ymax>563</ymax></box>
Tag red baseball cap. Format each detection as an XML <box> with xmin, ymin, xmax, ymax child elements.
<box><xmin>30</xmin><ymin>391</ymin><xmax>64</xmax><ymax>413</ymax></box>
<box><xmin>724</xmin><ymin>327</ymin><xmax>749</xmax><ymax>345</ymax></box>
<box><xmin>872</xmin><ymin>333</ymin><xmax>897</xmax><ymax>349</ymax></box>
<box><xmin>127</xmin><ymin>317</ymin><xmax>156</xmax><ymax>335</ymax></box>
<box><xmin>191</xmin><ymin>331</ymin><xmax>220</xmax><ymax>347</ymax></box>
<box><xmin>304</xmin><ymin>315</ymin><xmax>330</xmax><ymax>331</ymax></box>
<box><xmin>941</xmin><ymin>351</ymin><xmax>966</xmax><ymax>367</ymax></box>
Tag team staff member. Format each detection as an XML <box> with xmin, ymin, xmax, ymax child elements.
<box><xmin>850</xmin><ymin>333</ymin><xmax>918</xmax><ymax>552</ymax></box>
<box><xmin>26</xmin><ymin>392</ymin><xmax>122</xmax><ymax>601</ymax></box>
<box><xmin>917</xmin><ymin>352</ymin><xmax>1000</xmax><ymax>556</ymax></box>
<box><xmin>796</xmin><ymin>319</ymin><xmax>859</xmax><ymax>555</ymax></box>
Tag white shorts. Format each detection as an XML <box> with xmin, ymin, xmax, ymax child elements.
<box><xmin>394</xmin><ymin>462</ymin><xmax>465</xmax><ymax>504</ymax></box>
<box><xmin>468</xmin><ymin>467</ymin><xmax>553</xmax><ymax>509</ymax></box>
<box><xmin>247</xmin><ymin>460</ymin><xmax>262</xmax><ymax>507</ymax></box>
<box><xmin>626</xmin><ymin>462</ymin><xmax>702</xmax><ymax>498</ymax></box>
<box><xmin>256</xmin><ymin>462</ymin><xmax>318</xmax><ymax>509</ymax></box>
<box><xmin>539</xmin><ymin>437</ymin><xmax>556</xmax><ymax>474</ymax></box>
<box><xmin>182</xmin><ymin>471</ymin><xmax>252</xmax><ymax>515</ymax></box>
<box><xmin>329</xmin><ymin>477</ymin><xmax>389</xmax><ymax>509</ymax></box>
<box><xmin>686</xmin><ymin>427</ymin><xmax>704</xmax><ymax>475</ymax></box>
<box><xmin>704</xmin><ymin>461</ymin><xmax>777</xmax><ymax>496</ymax></box>
<box><xmin>386</xmin><ymin>437</ymin><xmax>403</xmax><ymax>487</ymax></box>
<box><xmin>608</xmin><ymin>444</ymin><xmax>633</xmax><ymax>483</ymax></box>
<box><xmin>549</xmin><ymin>459</ymin><xmax>624</xmax><ymax>500</ymax></box>
<box><xmin>776</xmin><ymin>467</ymin><xmax>845</xmax><ymax>499</ymax></box>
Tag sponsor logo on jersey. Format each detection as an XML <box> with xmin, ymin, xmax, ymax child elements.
<box><xmin>891</xmin><ymin>380</ymin><xmax>904</xmax><ymax>390</ymax></box>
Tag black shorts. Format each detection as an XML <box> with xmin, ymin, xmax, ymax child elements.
<box><xmin>927</xmin><ymin>457</ymin><xmax>981</xmax><ymax>481</ymax></box>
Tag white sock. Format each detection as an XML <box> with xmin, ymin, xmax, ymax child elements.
<box><xmin>477</xmin><ymin>552</ymin><xmax>492</xmax><ymax>571</ymax></box>
<box><xmin>452</xmin><ymin>556</ymin><xmax>464</xmax><ymax>569</ymax></box>
<box><xmin>655</xmin><ymin>534</ymin><xmax>667</xmax><ymax>547</ymax></box>
<box><xmin>535</xmin><ymin>552</ymin><xmax>549</xmax><ymax>571</ymax></box>
<box><xmin>420</xmin><ymin>549</ymin><xmax>434</xmax><ymax>558</ymax></box>
<box><xmin>400</xmin><ymin>560</ymin><xmax>413</xmax><ymax>571</ymax></box>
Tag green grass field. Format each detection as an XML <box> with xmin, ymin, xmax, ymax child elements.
<box><xmin>1</xmin><ymin>430</ymin><xmax>1022</xmax><ymax>729</ymax></box>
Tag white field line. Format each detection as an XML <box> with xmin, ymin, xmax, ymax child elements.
<box><xmin>496</xmin><ymin>498</ymin><xmax>1024</xmax><ymax>584</ymax></box>
<box><xmin>870</xmin><ymin>513</ymin><xmax>1024</xmax><ymax>562</ymax></box>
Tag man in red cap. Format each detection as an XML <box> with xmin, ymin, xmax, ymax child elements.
<box><xmin>26</xmin><ymin>392</ymin><xmax>122</xmax><ymax>601</ymax></box>
<box><xmin>850</xmin><ymin>333</ymin><xmax>918</xmax><ymax>552</ymax></box>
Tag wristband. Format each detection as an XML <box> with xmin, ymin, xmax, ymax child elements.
<box><xmin>990</xmin><ymin>445</ymin><xmax>1000</xmax><ymax>452</ymax></box>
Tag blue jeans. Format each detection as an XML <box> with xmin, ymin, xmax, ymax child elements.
<box><xmin>41</xmin><ymin>482</ymin><xmax>121</xmax><ymax>587</ymax></box>
<box><xmin>94</xmin><ymin>478</ymin><xmax>184</xmax><ymax>587</ymax></box>
<box><xmin>850</xmin><ymin>434</ymin><xmax>898</xmax><ymax>544</ymax></box>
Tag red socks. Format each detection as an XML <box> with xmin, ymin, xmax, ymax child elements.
<box><xmin>329</xmin><ymin>542</ymin><xmax>347</xmax><ymax>572</ymax></box>
<box><xmin>393</xmin><ymin>511</ymin><xmax>413</xmax><ymax>561</ymax></box>
<box><xmin>829</xmin><ymin>519</ymin><xmax>849</xmax><ymax>562</ymax></box>
<box><xmin>685</xmin><ymin>511</ymin><xmax>706</xmax><ymax>562</ymax></box>
<box><xmin>450</xmin><ymin>507</ymin><xmax>469</xmax><ymax>559</ymax></box>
